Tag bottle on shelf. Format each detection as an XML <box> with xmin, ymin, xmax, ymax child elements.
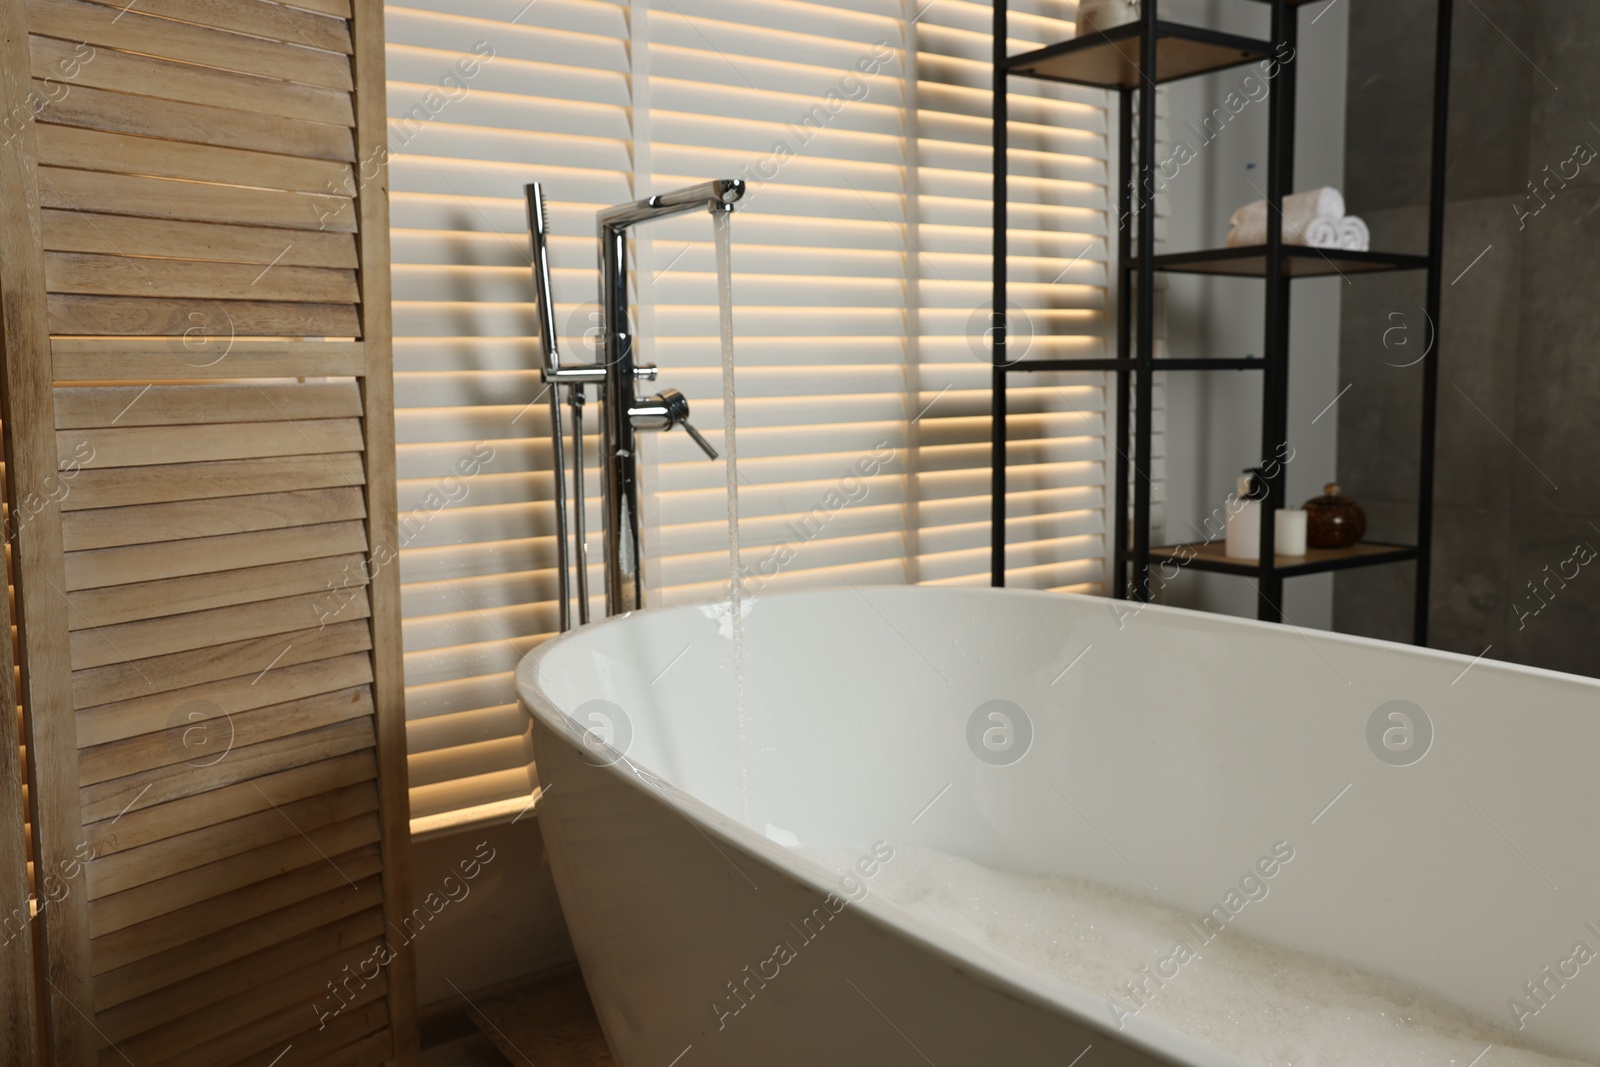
<box><xmin>1225</xmin><ymin>468</ymin><xmax>1269</xmax><ymax>560</ymax></box>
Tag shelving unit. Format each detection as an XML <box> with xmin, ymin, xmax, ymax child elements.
<box><xmin>990</xmin><ymin>0</ymin><xmax>1455</xmax><ymax>644</ymax></box>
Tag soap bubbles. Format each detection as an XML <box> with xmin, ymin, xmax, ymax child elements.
<box><xmin>567</xmin><ymin>698</ymin><xmax>633</xmax><ymax>767</ymax></box>
<box><xmin>165</xmin><ymin>699</ymin><xmax>235</xmax><ymax>768</ymax></box>
<box><xmin>1366</xmin><ymin>699</ymin><xmax>1433</xmax><ymax>767</ymax></box>
<box><xmin>966</xmin><ymin>699</ymin><xmax>1034</xmax><ymax>766</ymax></box>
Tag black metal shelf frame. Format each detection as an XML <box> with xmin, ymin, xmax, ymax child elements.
<box><xmin>990</xmin><ymin>0</ymin><xmax>1455</xmax><ymax>645</ymax></box>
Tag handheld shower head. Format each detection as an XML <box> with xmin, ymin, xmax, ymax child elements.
<box><xmin>524</xmin><ymin>182</ymin><xmax>562</xmax><ymax>374</ymax></box>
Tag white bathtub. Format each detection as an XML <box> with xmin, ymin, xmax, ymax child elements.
<box><xmin>516</xmin><ymin>587</ymin><xmax>1600</xmax><ymax>1066</ymax></box>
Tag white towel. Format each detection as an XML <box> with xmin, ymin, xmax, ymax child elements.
<box><xmin>1336</xmin><ymin>216</ymin><xmax>1370</xmax><ymax>251</ymax></box>
<box><xmin>1302</xmin><ymin>216</ymin><xmax>1342</xmax><ymax>248</ymax></box>
<box><xmin>1228</xmin><ymin>213</ymin><xmax>1371</xmax><ymax>250</ymax></box>
<box><xmin>1226</xmin><ymin>187</ymin><xmax>1347</xmax><ymax>247</ymax></box>
<box><xmin>1280</xmin><ymin>214</ymin><xmax>1371</xmax><ymax>251</ymax></box>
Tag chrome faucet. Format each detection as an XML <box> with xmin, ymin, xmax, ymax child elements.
<box><xmin>526</xmin><ymin>179</ymin><xmax>746</xmax><ymax>628</ymax></box>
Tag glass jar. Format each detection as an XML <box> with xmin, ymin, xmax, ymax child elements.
<box><xmin>1303</xmin><ymin>483</ymin><xmax>1368</xmax><ymax>550</ymax></box>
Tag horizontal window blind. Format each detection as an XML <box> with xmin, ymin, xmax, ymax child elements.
<box><xmin>385</xmin><ymin>0</ymin><xmax>633</xmax><ymax>833</ymax></box>
<box><xmin>910</xmin><ymin>0</ymin><xmax>1117</xmax><ymax>591</ymax></box>
<box><xmin>639</xmin><ymin>0</ymin><xmax>1120</xmax><ymax>602</ymax></box>
<box><xmin>642</xmin><ymin>0</ymin><xmax>921</xmax><ymax>601</ymax></box>
<box><xmin>386</xmin><ymin>0</ymin><xmax>1125</xmax><ymax>831</ymax></box>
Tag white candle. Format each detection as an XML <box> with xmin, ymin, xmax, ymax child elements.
<box><xmin>1275</xmin><ymin>508</ymin><xmax>1309</xmax><ymax>557</ymax></box>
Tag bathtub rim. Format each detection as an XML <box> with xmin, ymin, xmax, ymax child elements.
<box><xmin>519</xmin><ymin>583</ymin><xmax>1600</xmax><ymax>1067</ymax></box>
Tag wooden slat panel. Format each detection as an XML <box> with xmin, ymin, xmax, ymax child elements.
<box><xmin>80</xmin><ymin>717</ymin><xmax>375</xmax><ymax>824</ymax></box>
<box><xmin>39</xmin><ymin>168</ymin><xmax>351</xmax><ymax>232</ymax></box>
<box><xmin>63</xmin><ymin>487</ymin><xmax>368</xmax><ymax>552</ymax></box>
<box><xmin>49</xmin><ymin>294</ymin><xmax>363</xmax><ymax>338</ymax></box>
<box><xmin>68</xmin><ymin>554</ymin><xmax>364</xmax><ymax>631</ymax></box>
<box><xmin>304</xmin><ymin>1027</ymin><xmax>395</xmax><ymax>1067</ymax></box>
<box><xmin>31</xmin><ymin>36</ymin><xmax>355</xmax><ymax>127</ymax></box>
<box><xmin>67</xmin><ymin>521</ymin><xmax>368</xmax><ymax>589</ymax></box>
<box><xmin>77</xmin><ymin>652</ymin><xmax>374</xmax><ymax>748</ymax></box>
<box><xmin>46</xmin><ymin>252</ymin><xmax>361</xmax><ymax>304</ymax></box>
<box><xmin>65</xmin><ymin>453</ymin><xmax>366</xmax><ymax>512</ymax></box>
<box><xmin>0</xmin><ymin>665</ymin><xmax>36</xmax><ymax>1056</ymax></box>
<box><xmin>350</xmin><ymin>0</ymin><xmax>419</xmax><ymax>1054</ymax></box>
<box><xmin>42</xmin><ymin>208</ymin><xmax>360</xmax><ymax>267</ymax></box>
<box><xmin>52</xmin><ymin>337</ymin><xmax>366</xmax><ymax>381</ymax></box>
<box><xmin>282</xmin><ymin>0</ymin><xmax>351</xmax><ymax>20</ymax></box>
<box><xmin>79</xmin><ymin>684</ymin><xmax>375</xmax><ymax>786</ymax></box>
<box><xmin>104</xmin><ymin>937</ymin><xmax>383</xmax><ymax>1065</ymax></box>
<box><xmin>70</xmin><ymin>590</ymin><xmax>371</xmax><ymax>671</ymax></box>
<box><xmin>12</xmin><ymin>0</ymin><xmax>410</xmax><ymax>1056</ymax></box>
<box><xmin>72</xmin><ymin>619</ymin><xmax>372</xmax><ymax>710</ymax></box>
<box><xmin>99</xmin><ymin>910</ymin><xmax>384</xmax><ymax>1042</ymax></box>
<box><xmin>0</xmin><ymin>365</ymin><xmax>38</xmax><ymax>1056</ymax></box>
<box><xmin>84</xmin><ymin>751</ymin><xmax>377</xmax><ymax>857</ymax></box>
<box><xmin>169</xmin><ymin>976</ymin><xmax>388</xmax><ymax>1067</ymax></box>
<box><xmin>86</xmin><ymin>781</ymin><xmax>379</xmax><ymax>897</ymax></box>
<box><xmin>92</xmin><ymin>854</ymin><xmax>382</xmax><ymax>991</ymax></box>
<box><xmin>36</xmin><ymin>80</ymin><xmax>357</xmax><ymax>163</ymax></box>
<box><xmin>0</xmin><ymin>0</ymin><xmax>93</xmax><ymax>1053</ymax></box>
<box><xmin>66</xmin><ymin>418</ymin><xmax>365</xmax><ymax>469</ymax></box>
<box><xmin>74</xmin><ymin>0</ymin><xmax>354</xmax><ymax>54</ymax></box>
<box><xmin>103</xmin><ymin>922</ymin><xmax>383</xmax><ymax>1057</ymax></box>
<box><xmin>0</xmin><ymin>326</ymin><xmax>32</xmax><ymax>1067</ymax></box>
<box><xmin>88</xmin><ymin>811</ymin><xmax>381</xmax><ymax>936</ymax></box>
<box><xmin>27</xmin><ymin>0</ymin><xmax>356</xmax><ymax>91</ymax></box>
<box><xmin>56</xmin><ymin>382</ymin><xmax>363</xmax><ymax>429</ymax></box>
<box><xmin>0</xmin><ymin>190</ymin><xmax>38</xmax><ymax>1050</ymax></box>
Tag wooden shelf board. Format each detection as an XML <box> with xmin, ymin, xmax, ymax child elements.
<box><xmin>1146</xmin><ymin>540</ymin><xmax>1420</xmax><ymax>577</ymax></box>
<box><xmin>1142</xmin><ymin>246</ymin><xmax>1431</xmax><ymax>278</ymax></box>
<box><xmin>1007</xmin><ymin>22</ymin><xmax>1271</xmax><ymax>89</ymax></box>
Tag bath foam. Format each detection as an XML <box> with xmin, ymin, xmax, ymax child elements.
<box><xmin>801</xmin><ymin>846</ymin><xmax>1589</xmax><ymax>1067</ymax></box>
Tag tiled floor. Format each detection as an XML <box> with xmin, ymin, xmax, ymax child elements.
<box><xmin>422</xmin><ymin>970</ymin><xmax>615</xmax><ymax>1067</ymax></box>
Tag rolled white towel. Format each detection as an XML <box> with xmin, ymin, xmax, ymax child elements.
<box><xmin>1337</xmin><ymin>215</ymin><xmax>1370</xmax><ymax>251</ymax></box>
<box><xmin>1302</xmin><ymin>215</ymin><xmax>1341</xmax><ymax>248</ymax></box>
<box><xmin>1226</xmin><ymin>187</ymin><xmax>1347</xmax><ymax>247</ymax></box>
<box><xmin>1226</xmin><ymin>213</ymin><xmax>1369</xmax><ymax>250</ymax></box>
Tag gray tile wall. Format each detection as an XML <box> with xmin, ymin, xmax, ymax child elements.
<box><xmin>1334</xmin><ymin>0</ymin><xmax>1600</xmax><ymax>677</ymax></box>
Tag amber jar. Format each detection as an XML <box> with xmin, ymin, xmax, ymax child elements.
<box><xmin>1303</xmin><ymin>483</ymin><xmax>1367</xmax><ymax>549</ymax></box>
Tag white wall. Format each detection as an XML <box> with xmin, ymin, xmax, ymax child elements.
<box><xmin>1158</xmin><ymin>0</ymin><xmax>1349</xmax><ymax>628</ymax></box>
<box><xmin>408</xmin><ymin>818</ymin><xmax>576</xmax><ymax>1009</ymax></box>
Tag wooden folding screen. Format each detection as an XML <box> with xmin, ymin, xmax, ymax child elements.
<box><xmin>1</xmin><ymin>456</ymin><xmax>40</xmax><ymax>1064</ymax></box>
<box><xmin>0</xmin><ymin>0</ymin><xmax>417</xmax><ymax>1063</ymax></box>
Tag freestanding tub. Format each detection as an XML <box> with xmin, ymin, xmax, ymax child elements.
<box><xmin>516</xmin><ymin>587</ymin><xmax>1600</xmax><ymax>1066</ymax></box>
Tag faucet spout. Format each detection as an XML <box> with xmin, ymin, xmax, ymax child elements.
<box><xmin>599</xmin><ymin>179</ymin><xmax>746</xmax><ymax>231</ymax></box>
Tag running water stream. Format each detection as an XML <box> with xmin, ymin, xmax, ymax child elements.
<box><xmin>712</xmin><ymin>208</ymin><xmax>749</xmax><ymax>821</ymax></box>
